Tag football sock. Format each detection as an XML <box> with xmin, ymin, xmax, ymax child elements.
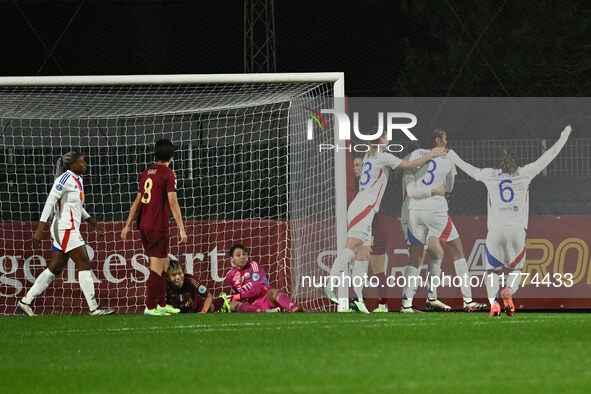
<box><xmin>453</xmin><ymin>258</ymin><xmax>473</xmax><ymax>302</ymax></box>
<box><xmin>351</xmin><ymin>260</ymin><xmax>369</xmax><ymax>302</ymax></box>
<box><xmin>78</xmin><ymin>270</ymin><xmax>99</xmax><ymax>311</ymax></box>
<box><xmin>329</xmin><ymin>248</ymin><xmax>356</xmax><ymax>290</ymax></box>
<box><xmin>401</xmin><ymin>265</ymin><xmax>420</xmax><ymax>308</ymax></box>
<box><xmin>235</xmin><ymin>303</ymin><xmax>260</xmax><ymax>313</ymax></box>
<box><xmin>427</xmin><ymin>259</ymin><xmax>442</xmax><ymax>300</ymax></box>
<box><xmin>22</xmin><ymin>268</ymin><xmax>56</xmax><ymax>305</ymax></box>
<box><xmin>158</xmin><ymin>272</ymin><xmax>167</xmax><ymax>308</ymax></box>
<box><xmin>486</xmin><ymin>271</ymin><xmax>500</xmax><ymax>306</ymax></box>
<box><xmin>274</xmin><ymin>292</ymin><xmax>298</xmax><ymax>311</ymax></box>
<box><xmin>146</xmin><ymin>270</ymin><xmax>161</xmax><ymax>310</ymax></box>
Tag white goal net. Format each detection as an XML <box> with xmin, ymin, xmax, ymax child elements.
<box><xmin>0</xmin><ymin>74</ymin><xmax>345</xmax><ymax>314</ymax></box>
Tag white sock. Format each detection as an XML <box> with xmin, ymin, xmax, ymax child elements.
<box><xmin>506</xmin><ymin>270</ymin><xmax>521</xmax><ymax>295</ymax></box>
<box><xmin>485</xmin><ymin>271</ymin><xmax>500</xmax><ymax>306</ymax></box>
<box><xmin>401</xmin><ymin>265</ymin><xmax>420</xmax><ymax>308</ymax></box>
<box><xmin>352</xmin><ymin>260</ymin><xmax>369</xmax><ymax>302</ymax></box>
<box><xmin>453</xmin><ymin>258</ymin><xmax>472</xmax><ymax>302</ymax></box>
<box><xmin>427</xmin><ymin>259</ymin><xmax>442</xmax><ymax>300</ymax></box>
<box><xmin>22</xmin><ymin>268</ymin><xmax>55</xmax><ymax>304</ymax></box>
<box><xmin>329</xmin><ymin>248</ymin><xmax>356</xmax><ymax>290</ymax></box>
<box><xmin>79</xmin><ymin>270</ymin><xmax>99</xmax><ymax>311</ymax></box>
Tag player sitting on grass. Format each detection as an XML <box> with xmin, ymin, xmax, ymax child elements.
<box><xmin>449</xmin><ymin>125</ymin><xmax>572</xmax><ymax>317</ymax></box>
<box><xmin>222</xmin><ymin>244</ymin><xmax>300</xmax><ymax>312</ymax></box>
<box><xmin>166</xmin><ymin>259</ymin><xmax>229</xmax><ymax>313</ymax></box>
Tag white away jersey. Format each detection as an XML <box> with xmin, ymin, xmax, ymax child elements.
<box><xmin>448</xmin><ymin>127</ymin><xmax>571</xmax><ymax>230</ymax></box>
<box><xmin>353</xmin><ymin>151</ymin><xmax>402</xmax><ymax>212</ymax></box>
<box><xmin>40</xmin><ymin>170</ymin><xmax>90</xmax><ymax>231</ymax></box>
<box><xmin>407</xmin><ymin>148</ymin><xmax>456</xmax><ymax>212</ymax></box>
<box><xmin>400</xmin><ymin>153</ymin><xmax>431</xmax><ymax>224</ymax></box>
<box><xmin>472</xmin><ymin>168</ymin><xmax>533</xmax><ymax>229</ymax></box>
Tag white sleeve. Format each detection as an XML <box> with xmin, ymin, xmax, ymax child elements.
<box><xmin>39</xmin><ymin>179</ymin><xmax>66</xmax><ymax>223</ymax></box>
<box><xmin>81</xmin><ymin>207</ymin><xmax>90</xmax><ymax>222</ymax></box>
<box><xmin>445</xmin><ymin>167</ymin><xmax>456</xmax><ymax>193</ymax></box>
<box><xmin>383</xmin><ymin>153</ymin><xmax>402</xmax><ymax>170</ymax></box>
<box><xmin>403</xmin><ymin>170</ymin><xmax>431</xmax><ymax>199</ymax></box>
<box><xmin>448</xmin><ymin>150</ymin><xmax>484</xmax><ymax>181</ymax></box>
<box><xmin>521</xmin><ymin>126</ymin><xmax>572</xmax><ymax>178</ymax></box>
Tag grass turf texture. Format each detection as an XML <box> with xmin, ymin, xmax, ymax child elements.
<box><xmin>1</xmin><ymin>312</ymin><xmax>590</xmax><ymax>393</ymax></box>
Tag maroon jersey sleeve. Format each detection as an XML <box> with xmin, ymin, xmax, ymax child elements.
<box><xmin>136</xmin><ymin>165</ymin><xmax>174</xmax><ymax>233</ymax></box>
<box><xmin>186</xmin><ymin>274</ymin><xmax>208</xmax><ymax>312</ymax></box>
<box><xmin>166</xmin><ymin>170</ymin><xmax>177</xmax><ymax>193</ymax></box>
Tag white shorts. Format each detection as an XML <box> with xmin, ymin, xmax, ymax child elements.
<box><xmin>401</xmin><ymin>221</ymin><xmax>408</xmax><ymax>243</ymax></box>
<box><xmin>51</xmin><ymin>227</ymin><xmax>85</xmax><ymax>253</ymax></box>
<box><xmin>407</xmin><ymin>210</ymin><xmax>459</xmax><ymax>245</ymax></box>
<box><xmin>485</xmin><ymin>227</ymin><xmax>526</xmax><ymax>270</ymax></box>
<box><xmin>346</xmin><ymin>198</ymin><xmax>375</xmax><ymax>244</ymax></box>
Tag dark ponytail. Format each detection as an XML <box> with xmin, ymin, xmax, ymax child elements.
<box><xmin>54</xmin><ymin>151</ymin><xmax>82</xmax><ymax>179</ymax></box>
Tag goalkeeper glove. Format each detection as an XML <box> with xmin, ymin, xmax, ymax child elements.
<box><xmin>231</xmin><ymin>293</ymin><xmax>241</xmax><ymax>302</ymax></box>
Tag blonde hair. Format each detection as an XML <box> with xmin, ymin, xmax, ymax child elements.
<box><xmin>166</xmin><ymin>259</ymin><xmax>184</xmax><ymax>277</ymax></box>
<box><xmin>499</xmin><ymin>148</ymin><xmax>518</xmax><ymax>174</ymax></box>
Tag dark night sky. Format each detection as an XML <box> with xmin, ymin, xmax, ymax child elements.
<box><xmin>1</xmin><ymin>0</ymin><xmax>591</xmax><ymax>140</ymax></box>
<box><xmin>0</xmin><ymin>1</ymin><xmax>588</xmax><ymax>214</ymax></box>
<box><xmin>2</xmin><ymin>0</ymin><xmax>589</xmax><ymax>97</ymax></box>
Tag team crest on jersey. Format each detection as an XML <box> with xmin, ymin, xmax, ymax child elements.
<box><xmin>233</xmin><ymin>272</ymin><xmax>242</xmax><ymax>284</ymax></box>
<box><xmin>55</xmin><ymin>185</ymin><xmax>63</xmax><ymax>191</ymax></box>
<box><xmin>198</xmin><ymin>285</ymin><xmax>206</xmax><ymax>294</ymax></box>
<box><xmin>252</xmin><ymin>273</ymin><xmax>260</xmax><ymax>281</ymax></box>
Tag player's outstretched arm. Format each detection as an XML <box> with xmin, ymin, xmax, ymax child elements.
<box><xmin>121</xmin><ymin>193</ymin><xmax>141</xmax><ymax>240</ymax></box>
<box><xmin>398</xmin><ymin>146</ymin><xmax>446</xmax><ymax>170</ymax></box>
<box><xmin>168</xmin><ymin>191</ymin><xmax>187</xmax><ymax>244</ymax></box>
<box><xmin>522</xmin><ymin>125</ymin><xmax>572</xmax><ymax>178</ymax></box>
<box><xmin>447</xmin><ymin>150</ymin><xmax>483</xmax><ymax>181</ymax></box>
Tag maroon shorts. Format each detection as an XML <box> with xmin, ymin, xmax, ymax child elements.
<box><xmin>140</xmin><ymin>230</ymin><xmax>169</xmax><ymax>258</ymax></box>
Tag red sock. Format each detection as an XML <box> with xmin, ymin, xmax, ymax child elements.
<box><xmin>158</xmin><ymin>272</ymin><xmax>167</xmax><ymax>308</ymax></box>
<box><xmin>275</xmin><ymin>292</ymin><xmax>298</xmax><ymax>312</ymax></box>
<box><xmin>235</xmin><ymin>303</ymin><xmax>260</xmax><ymax>313</ymax></box>
<box><xmin>146</xmin><ymin>270</ymin><xmax>161</xmax><ymax>309</ymax></box>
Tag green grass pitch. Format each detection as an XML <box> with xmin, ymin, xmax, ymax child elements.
<box><xmin>1</xmin><ymin>312</ymin><xmax>590</xmax><ymax>393</ymax></box>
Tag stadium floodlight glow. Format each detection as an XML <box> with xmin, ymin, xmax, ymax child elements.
<box><xmin>0</xmin><ymin>72</ymin><xmax>347</xmax><ymax>314</ymax></box>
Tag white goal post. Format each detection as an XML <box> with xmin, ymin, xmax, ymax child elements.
<box><xmin>0</xmin><ymin>73</ymin><xmax>345</xmax><ymax>314</ymax></box>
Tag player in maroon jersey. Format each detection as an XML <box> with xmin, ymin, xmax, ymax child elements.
<box><xmin>222</xmin><ymin>244</ymin><xmax>301</xmax><ymax>312</ymax></box>
<box><xmin>121</xmin><ymin>139</ymin><xmax>187</xmax><ymax>316</ymax></box>
<box><xmin>165</xmin><ymin>259</ymin><xmax>229</xmax><ymax>313</ymax></box>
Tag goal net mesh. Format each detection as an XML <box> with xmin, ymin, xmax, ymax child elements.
<box><xmin>0</xmin><ymin>80</ymin><xmax>337</xmax><ymax>314</ymax></box>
